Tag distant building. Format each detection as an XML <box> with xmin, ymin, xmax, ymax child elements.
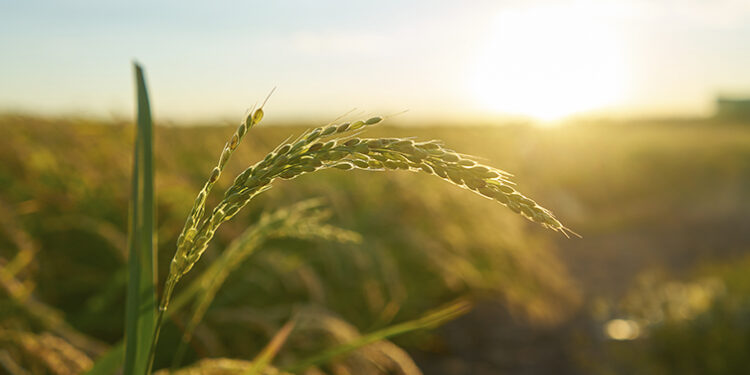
<box><xmin>716</xmin><ymin>97</ymin><xmax>750</xmax><ymax>120</ymax></box>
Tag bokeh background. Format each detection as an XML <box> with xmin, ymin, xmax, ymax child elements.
<box><xmin>2</xmin><ymin>1</ymin><xmax>750</xmax><ymax>374</ymax></box>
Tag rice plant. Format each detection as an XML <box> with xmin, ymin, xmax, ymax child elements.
<box><xmin>112</xmin><ymin>64</ymin><xmax>572</xmax><ymax>374</ymax></box>
<box><xmin>158</xmin><ymin>111</ymin><xmax>573</xmax><ymax>322</ymax></box>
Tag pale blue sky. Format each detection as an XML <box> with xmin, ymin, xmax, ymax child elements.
<box><xmin>2</xmin><ymin>0</ymin><xmax>750</xmax><ymax>123</ymax></box>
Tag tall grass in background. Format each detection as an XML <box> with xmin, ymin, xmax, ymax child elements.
<box><xmin>88</xmin><ymin>63</ymin><xmax>570</xmax><ymax>374</ymax></box>
<box><xmin>6</xmin><ymin>73</ymin><xmax>750</xmax><ymax>374</ymax></box>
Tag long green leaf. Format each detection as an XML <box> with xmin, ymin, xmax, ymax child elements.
<box><xmin>284</xmin><ymin>299</ymin><xmax>472</xmax><ymax>374</ymax></box>
<box><xmin>86</xmin><ymin>265</ymin><xmax>203</xmax><ymax>375</ymax></box>
<box><xmin>245</xmin><ymin>318</ymin><xmax>297</xmax><ymax>375</ymax></box>
<box><xmin>122</xmin><ymin>62</ymin><xmax>158</xmax><ymax>375</ymax></box>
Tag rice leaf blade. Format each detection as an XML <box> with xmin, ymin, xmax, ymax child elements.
<box><xmin>284</xmin><ymin>299</ymin><xmax>472</xmax><ymax>373</ymax></box>
<box><xmin>122</xmin><ymin>62</ymin><xmax>157</xmax><ymax>375</ymax></box>
<box><xmin>244</xmin><ymin>318</ymin><xmax>297</xmax><ymax>375</ymax></box>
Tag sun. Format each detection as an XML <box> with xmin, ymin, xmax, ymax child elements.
<box><xmin>470</xmin><ymin>3</ymin><xmax>628</xmax><ymax>122</ymax></box>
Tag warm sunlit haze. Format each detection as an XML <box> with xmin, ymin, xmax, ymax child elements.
<box><xmin>4</xmin><ymin>1</ymin><xmax>750</xmax><ymax>375</ymax></box>
<box><xmin>471</xmin><ymin>3</ymin><xmax>628</xmax><ymax>121</ymax></box>
<box><xmin>2</xmin><ymin>0</ymin><xmax>750</xmax><ymax>124</ymax></box>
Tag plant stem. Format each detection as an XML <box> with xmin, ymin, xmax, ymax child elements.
<box><xmin>145</xmin><ymin>276</ymin><xmax>178</xmax><ymax>374</ymax></box>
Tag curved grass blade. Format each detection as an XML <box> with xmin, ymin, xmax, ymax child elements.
<box><xmin>244</xmin><ymin>318</ymin><xmax>298</xmax><ymax>375</ymax></box>
<box><xmin>283</xmin><ymin>299</ymin><xmax>472</xmax><ymax>374</ymax></box>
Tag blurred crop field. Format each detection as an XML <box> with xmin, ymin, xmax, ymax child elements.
<box><xmin>2</xmin><ymin>115</ymin><xmax>750</xmax><ymax>374</ymax></box>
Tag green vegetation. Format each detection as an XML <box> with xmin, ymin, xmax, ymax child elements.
<box><xmin>0</xmin><ymin>66</ymin><xmax>569</xmax><ymax>374</ymax></box>
<box><xmin>123</xmin><ymin>64</ymin><xmax>157</xmax><ymax>375</ymax></box>
<box><xmin>2</xmin><ymin>77</ymin><xmax>750</xmax><ymax>372</ymax></box>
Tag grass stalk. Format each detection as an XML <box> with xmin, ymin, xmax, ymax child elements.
<box><xmin>123</xmin><ymin>62</ymin><xmax>157</xmax><ymax>375</ymax></box>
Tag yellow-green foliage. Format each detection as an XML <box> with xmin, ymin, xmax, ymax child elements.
<box><xmin>4</xmin><ymin>115</ymin><xmax>750</xmax><ymax>373</ymax></box>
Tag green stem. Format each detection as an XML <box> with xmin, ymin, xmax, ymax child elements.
<box><xmin>145</xmin><ymin>276</ymin><xmax>178</xmax><ymax>374</ymax></box>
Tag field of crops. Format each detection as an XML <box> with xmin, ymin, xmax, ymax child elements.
<box><xmin>2</xmin><ymin>115</ymin><xmax>750</xmax><ymax>374</ymax></box>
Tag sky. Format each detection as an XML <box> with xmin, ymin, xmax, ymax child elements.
<box><xmin>1</xmin><ymin>0</ymin><xmax>750</xmax><ymax>124</ymax></box>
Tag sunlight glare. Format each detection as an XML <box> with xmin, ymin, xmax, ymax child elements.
<box><xmin>605</xmin><ymin>319</ymin><xmax>641</xmax><ymax>341</ymax></box>
<box><xmin>471</xmin><ymin>3</ymin><xmax>628</xmax><ymax>122</ymax></box>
